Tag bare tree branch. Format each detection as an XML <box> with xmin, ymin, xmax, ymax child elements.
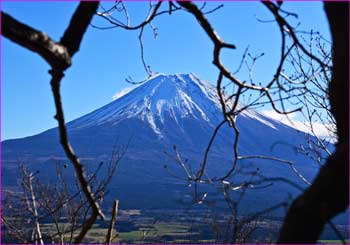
<box><xmin>106</xmin><ymin>200</ymin><xmax>119</xmax><ymax>244</ymax></box>
<box><xmin>60</xmin><ymin>2</ymin><xmax>99</xmax><ymax>57</ymax></box>
<box><xmin>27</xmin><ymin>173</ymin><xmax>44</xmax><ymax>245</ymax></box>
<box><xmin>49</xmin><ymin>68</ymin><xmax>104</xmax><ymax>224</ymax></box>
<box><xmin>1</xmin><ymin>12</ymin><xmax>71</xmax><ymax>69</ymax></box>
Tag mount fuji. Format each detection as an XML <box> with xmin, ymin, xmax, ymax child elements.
<box><xmin>2</xmin><ymin>73</ymin><xmax>325</xmax><ymax>213</ymax></box>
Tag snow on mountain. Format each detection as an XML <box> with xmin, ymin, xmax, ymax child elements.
<box><xmin>68</xmin><ymin>73</ymin><xmax>223</xmax><ymax>134</ymax></box>
<box><xmin>112</xmin><ymin>85</ymin><xmax>140</xmax><ymax>100</ymax></box>
<box><xmin>68</xmin><ymin>73</ymin><xmax>286</xmax><ymax>136</ymax></box>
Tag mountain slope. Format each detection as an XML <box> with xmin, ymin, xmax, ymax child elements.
<box><xmin>2</xmin><ymin>73</ymin><xmax>325</xmax><ymax>213</ymax></box>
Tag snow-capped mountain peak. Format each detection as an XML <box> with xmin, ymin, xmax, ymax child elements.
<box><xmin>69</xmin><ymin>73</ymin><xmax>223</xmax><ymax>133</ymax></box>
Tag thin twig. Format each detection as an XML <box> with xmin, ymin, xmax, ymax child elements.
<box><xmin>106</xmin><ymin>200</ymin><xmax>119</xmax><ymax>244</ymax></box>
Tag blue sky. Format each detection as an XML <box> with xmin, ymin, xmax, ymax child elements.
<box><xmin>1</xmin><ymin>1</ymin><xmax>330</xmax><ymax>140</ymax></box>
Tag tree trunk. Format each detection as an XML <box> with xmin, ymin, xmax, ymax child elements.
<box><xmin>277</xmin><ymin>2</ymin><xmax>349</xmax><ymax>243</ymax></box>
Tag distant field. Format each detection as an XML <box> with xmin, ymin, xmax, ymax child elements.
<box><xmin>2</xmin><ymin>209</ymin><xmax>349</xmax><ymax>244</ymax></box>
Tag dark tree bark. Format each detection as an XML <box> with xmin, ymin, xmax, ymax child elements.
<box><xmin>60</xmin><ymin>1</ymin><xmax>98</xmax><ymax>57</ymax></box>
<box><xmin>1</xmin><ymin>12</ymin><xmax>71</xmax><ymax>69</ymax></box>
<box><xmin>277</xmin><ymin>2</ymin><xmax>349</xmax><ymax>243</ymax></box>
